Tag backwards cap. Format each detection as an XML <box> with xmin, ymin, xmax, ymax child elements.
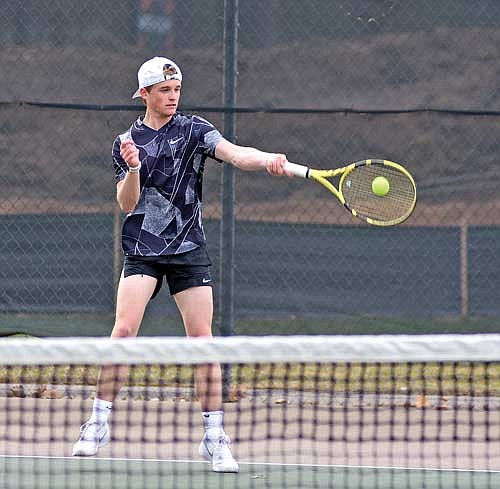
<box><xmin>132</xmin><ymin>57</ymin><xmax>182</xmax><ymax>98</ymax></box>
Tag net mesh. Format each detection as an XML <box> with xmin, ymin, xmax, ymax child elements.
<box><xmin>1</xmin><ymin>334</ymin><xmax>499</xmax><ymax>489</ymax></box>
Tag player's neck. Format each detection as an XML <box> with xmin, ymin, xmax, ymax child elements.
<box><xmin>143</xmin><ymin>111</ymin><xmax>173</xmax><ymax>131</ymax></box>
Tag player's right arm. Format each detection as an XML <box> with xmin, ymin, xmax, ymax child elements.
<box><xmin>214</xmin><ymin>138</ymin><xmax>291</xmax><ymax>176</ymax></box>
<box><xmin>116</xmin><ymin>140</ymin><xmax>141</xmax><ymax>213</ymax></box>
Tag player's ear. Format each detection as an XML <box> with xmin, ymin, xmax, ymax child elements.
<box><xmin>140</xmin><ymin>87</ymin><xmax>149</xmax><ymax>105</ymax></box>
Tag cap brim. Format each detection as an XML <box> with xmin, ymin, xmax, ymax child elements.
<box><xmin>132</xmin><ymin>88</ymin><xmax>141</xmax><ymax>99</ymax></box>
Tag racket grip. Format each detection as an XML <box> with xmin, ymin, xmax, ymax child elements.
<box><xmin>284</xmin><ymin>162</ymin><xmax>310</xmax><ymax>178</ymax></box>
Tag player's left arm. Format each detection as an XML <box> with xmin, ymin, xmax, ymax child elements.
<box><xmin>214</xmin><ymin>138</ymin><xmax>292</xmax><ymax>176</ymax></box>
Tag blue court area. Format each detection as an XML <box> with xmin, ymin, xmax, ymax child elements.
<box><xmin>2</xmin><ymin>456</ymin><xmax>500</xmax><ymax>489</ymax></box>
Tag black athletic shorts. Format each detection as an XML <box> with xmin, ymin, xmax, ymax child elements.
<box><xmin>122</xmin><ymin>246</ymin><xmax>213</xmax><ymax>298</ymax></box>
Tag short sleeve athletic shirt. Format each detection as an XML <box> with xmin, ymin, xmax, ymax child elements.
<box><xmin>112</xmin><ymin>113</ymin><xmax>223</xmax><ymax>256</ymax></box>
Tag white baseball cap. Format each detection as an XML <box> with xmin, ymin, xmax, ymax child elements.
<box><xmin>132</xmin><ymin>57</ymin><xmax>183</xmax><ymax>98</ymax></box>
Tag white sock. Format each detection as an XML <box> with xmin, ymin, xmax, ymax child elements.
<box><xmin>202</xmin><ymin>410</ymin><xmax>224</xmax><ymax>437</ymax></box>
<box><xmin>88</xmin><ymin>398</ymin><xmax>113</xmax><ymax>425</ymax></box>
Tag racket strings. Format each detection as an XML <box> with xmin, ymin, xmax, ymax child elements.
<box><xmin>340</xmin><ymin>165</ymin><xmax>415</xmax><ymax>223</ymax></box>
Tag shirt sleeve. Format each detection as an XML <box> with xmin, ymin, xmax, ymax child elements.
<box><xmin>194</xmin><ymin>116</ymin><xmax>224</xmax><ymax>158</ymax></box>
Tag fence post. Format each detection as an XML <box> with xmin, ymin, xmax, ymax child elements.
<box><xmin>219</xmin><ymin>0</ymin><xmax>239</xmax><ymax>400</ymax></box>
<box><xmin>460</xmin><ymin>218</ymin><xmax>469</xmax><ymax>317</ymax></box>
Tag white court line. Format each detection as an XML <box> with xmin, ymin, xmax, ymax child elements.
<box><xmin>1</xmin><ymin>454</ymin><xmax>499</xmax><ymax>474</ymax></box>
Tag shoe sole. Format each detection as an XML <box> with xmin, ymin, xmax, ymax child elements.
<box><xmin>212</xmin><ymin>464</ymin><xmax>239</xmax><ymax>473</ymax></box>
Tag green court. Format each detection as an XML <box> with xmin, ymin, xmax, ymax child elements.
<box><xmin>2</xmin><ymin>456</ymin><xmax>500</xmax><ymax>489</ymax></box>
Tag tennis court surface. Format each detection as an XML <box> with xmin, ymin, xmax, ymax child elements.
<box><xmin>1</xmin><ymin>334</ymin><xmax>500</xmax><ymax>488</ymax></box>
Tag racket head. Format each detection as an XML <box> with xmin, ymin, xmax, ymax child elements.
<box><xmin>312</xmin><ymin>159</ymin><xmax>417</xmax><ymax>226</ymax></box>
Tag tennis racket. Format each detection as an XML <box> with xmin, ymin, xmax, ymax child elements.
<box><xmin>284</xmin><ymin>159</ymin><xmax>416</xmax><ymax>226</ymax></box>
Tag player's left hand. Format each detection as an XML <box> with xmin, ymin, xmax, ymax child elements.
<box><xmin>266</xmin><ymin>154</ymin><xmax>294</xmax><ymax>177</ymax></box>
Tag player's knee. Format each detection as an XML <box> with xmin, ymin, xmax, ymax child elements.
<box><xmin>187</xmin><ymin>326</ymin><xmax>212</xmax><ymax>338</ymax></box>
<box><xmin>112</xmin><ymin>321</ymin><xmax>138</xmax><ymax>338</ymax></box>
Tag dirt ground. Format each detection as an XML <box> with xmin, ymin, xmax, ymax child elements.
<box><xmin>1</xmin><ymin>394</ymin><xmax>499</xmax><ymax>470</ymax></box>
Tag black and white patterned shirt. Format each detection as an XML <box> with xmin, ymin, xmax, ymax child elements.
<box><xmin>112</xmin><ymin>113</ymin><xmax>223</xmax><ymax>256</ymax></box>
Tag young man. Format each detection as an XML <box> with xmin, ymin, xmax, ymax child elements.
<box><xmin>72</xmin><ymin>57</ymin><xmax>291</xmax><ymax>472</ymax></box>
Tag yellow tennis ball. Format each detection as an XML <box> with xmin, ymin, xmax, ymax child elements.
<box><xmin>372</xmin><ymin>176</ymin><xmax>390</xmax><ymax>196</ymax></box>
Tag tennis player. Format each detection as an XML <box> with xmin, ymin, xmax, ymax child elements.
<box><xmin>72</xmin><ymin>57</ymin><xmax>290</xmax><ymax>472</ymax></box>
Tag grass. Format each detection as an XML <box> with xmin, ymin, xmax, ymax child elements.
<box><xmin>2</xmin><ymin>312</ymin><xmax>500</xmax><ymax>337</ymax></box>
<box><xmin>2</xmin><ymin>362</ymin><xmax>499</xmax><ymax>398</ymax></box>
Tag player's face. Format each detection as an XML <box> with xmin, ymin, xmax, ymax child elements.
<box><xmin>144</xmin><ymin>79</ymin><xmax>181</xmax><ymax>117</ymax></box>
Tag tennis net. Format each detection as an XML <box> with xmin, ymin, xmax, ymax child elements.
<box><xmin>1</xmin><ymin>334</ymin><xmax>499</xmax><ymax>489</ymax></box>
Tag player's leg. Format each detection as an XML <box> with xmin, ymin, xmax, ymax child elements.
<box><xmin>97</xmin><ymin>273</ymin><xmax>158</xmax><ymax>400</ymax></box>
<box><xmin>174</xmin><ymin>285</ymin><xmax>221</xmax><ymax>410</ymax></box>
<box><xmin>174</xmin><ymin>285</ymin><xmax>239</xmax><ymax>473</ymax></box>
<box><xmin>72</xmin><ymin>271</ymin><xmax>158</xmax><ymax>457</ymax></box>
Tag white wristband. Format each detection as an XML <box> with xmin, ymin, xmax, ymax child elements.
<box><xmin>127</xmin><ymin>162</ymin><xmax>141</xmax><ymax>174</ymax></box>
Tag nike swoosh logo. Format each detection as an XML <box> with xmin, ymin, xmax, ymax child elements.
<box><xmin>168</xmin><ymin>137</ymin><xmax>184</xmax><ymax>145</ymax></box>
<box><xmin>202</xmin><ymin>278</ymin><xmax>211</xmax><ymax>283</ymax></box>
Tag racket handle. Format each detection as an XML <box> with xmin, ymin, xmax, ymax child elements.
<box><xmin>284</xmin><ymin>162</ymin><xmax>310</xmax><ymax>178</ymax></box>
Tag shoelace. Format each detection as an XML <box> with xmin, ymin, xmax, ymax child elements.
<box><xmin>213</xmin><ymin>434</ymin><xmax>234</xmax><ymax>459</ymax></box>
<box><xmin>79</xmin><ymin>422</ymin><xmax>103</xmax><ymax>440</ymax></box>
<box><xmin>214</xmin><ymin>434</ymin><xmax>231</xmax><ymax>446</ymax></box>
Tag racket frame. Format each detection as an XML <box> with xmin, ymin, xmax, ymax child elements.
<box><xmin>285</xmin><ymin>159</ymin><xmax>417</xmax><ymax>226</ymax></box>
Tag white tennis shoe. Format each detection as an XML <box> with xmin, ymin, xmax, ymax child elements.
<box><xmin>198</xmin><ymin>433</ymin><xmax>239</xmax><ymax>473</ymax></box>
<box><xmin>72</xmin><ymin>422</ymin><xmax>110</xmax><ymax>456</ymax></box>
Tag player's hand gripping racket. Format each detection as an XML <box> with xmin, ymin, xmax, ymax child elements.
<box><xmin>284</xmin><ymin>159</ymin><xmax>416</xmax><ymax>226</ymax></box>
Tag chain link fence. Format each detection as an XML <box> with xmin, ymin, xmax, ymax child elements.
<box><xmin>1</xmin><ymin>0</ymin><xmax>500</xmax><ymax>336</ymax></box>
